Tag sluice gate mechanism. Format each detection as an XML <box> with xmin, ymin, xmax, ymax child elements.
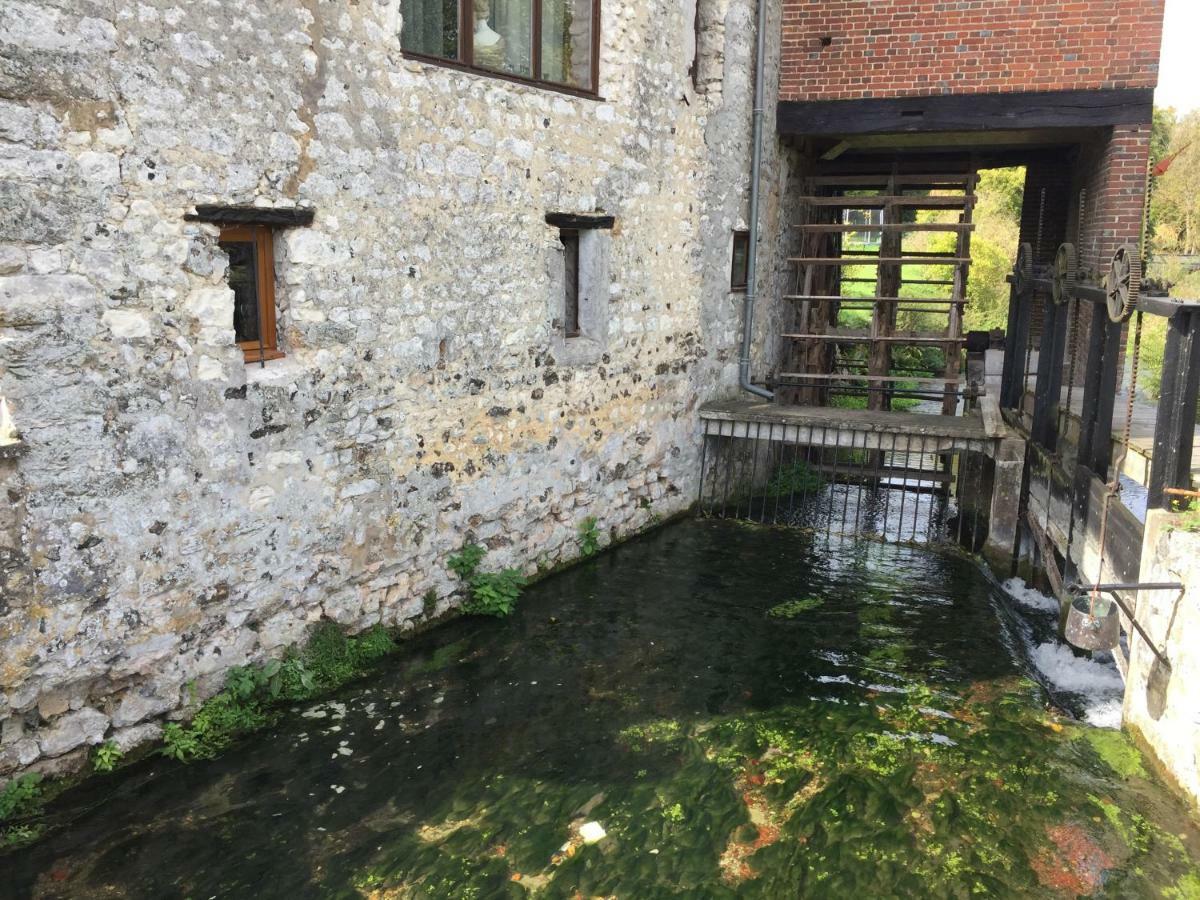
<box><xmin>700</xmin><ymin>161</ymin><xmax>1013</xmax><ymax>558</ymax></box>
<box><xmin>698</xmin><ymin>404</ymin><xmax>994</xmax><ymax>548</ymax></box>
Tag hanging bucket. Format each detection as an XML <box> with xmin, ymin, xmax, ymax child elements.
<box><xmin>1064</xmin><ymin>592</ymin><xmax>1120</xmax><ymax>652</ymax></box>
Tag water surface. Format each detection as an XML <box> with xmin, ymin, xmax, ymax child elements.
<box><xmin>5</xmin><ymin>519</ymin><xmax>1198</xmax><ymax>898</ymax></box>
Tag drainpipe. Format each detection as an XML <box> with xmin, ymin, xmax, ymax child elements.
<box><xmin>738</xmin><ymin>0</ymin><xmax>774</xmax><ymax>401</ymax></box>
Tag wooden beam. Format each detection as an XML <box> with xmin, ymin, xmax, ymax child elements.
<box><xmin>544</xmin><ymin>212</ymin><xmax>615</xmax><ymax>230</ymax></box>
<box><xmin>186</xmin><ymin>205</ymin><xmax>316</xmax><ymax>227</ymax></box>
<box><xmin>791</xmin><ymin>223</ymin><xmax>975</xmax><ymax>233</ymax></box>
<box><xmin>800</xmin><ymin>195</ymin><xmax>975</xmax><ymax>208</ymax></box>
<box><xmin>778</xmin><ymin>88</ymin><xmax>1154</xmax><ymax>137</ymax></box>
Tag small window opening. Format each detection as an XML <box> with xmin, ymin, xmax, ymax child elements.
<box><xmin>219</xmin><ymin>225</ymin><xmax>283</xmax><ymax>364</ymax></box>
<box><xmin>730</xmin><ymin>230</ymin><xmax>750</xmax><ymax>292</ymax></box>
<box><xmin>562</xmin><ymin>229</ymin><xmax>581</xmax><ymax>337</ymax></box>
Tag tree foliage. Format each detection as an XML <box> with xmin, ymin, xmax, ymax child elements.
<box><xmin>1152</xmin><ymin>109</ymin><xmax>1200</xmax><ymax>256</ymax></box>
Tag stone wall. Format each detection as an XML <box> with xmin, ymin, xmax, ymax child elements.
<box><xmin>0</xmin><ymin>0</ymin><xmax>779</xmax><ymax>775</ymax></box>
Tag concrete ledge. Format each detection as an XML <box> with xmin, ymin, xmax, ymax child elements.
<box><xmin>700</xmin><ymin>399</ymin><xmax>989</xmax><ymax>441</ymax></box>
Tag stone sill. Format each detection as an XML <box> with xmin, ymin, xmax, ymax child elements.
<box><xmin>0</xmin><ymin>439</ymin><xmax>27</xmax><ymax>461</ymax></box>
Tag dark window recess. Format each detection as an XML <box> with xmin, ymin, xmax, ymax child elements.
<box><xmin>562</xmin><ymin>229</ymin><xmax>581</xmax><ymax>337</ymax></box>
<box><xmin>400</xmin><ymin>0</ymin><xmax>600</xmax><ymax>96</ymax></box>
<box><xmin>218</xmin><ymin>225</ymin><xmax>282</xmax><ymax>364</ymax></box>
<box><xmin>225</xmin><ymin>240</ymin><xmax>261</xmax><ymax>343</ymax></box>
<box><xmin>730</xmin><ymin>230</ymin><xmax>750</xmax><ymax>292</ymax></box>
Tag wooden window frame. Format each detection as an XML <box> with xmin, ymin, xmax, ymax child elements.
<box><xmin>219</xmin><ymin>225</ymin><xmax>284</xmax><ymax>364</ymax></box>
<box><xmin>400</xmin><ymin>0</ymin><xmax>603</xmax><ymax>100</ymax></box>
<box><xmin>730</xmin><ymin>230</ymin><xmax>750</xmax><ymax>293</ymax></box>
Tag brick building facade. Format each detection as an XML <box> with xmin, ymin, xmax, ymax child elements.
<box><xmin>780</xmin><ymin>0</ymin><xmax>1164</xmax><ymax>101</ymax></box>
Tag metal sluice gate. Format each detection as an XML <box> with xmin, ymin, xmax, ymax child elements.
<box><xmin>698</xmin><ymin>417</ymin><xmax>993</xmax><ymax>548</ymax></box>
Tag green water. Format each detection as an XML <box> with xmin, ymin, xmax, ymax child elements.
<box><xmin>4</xmin><ymin>519</ymin><xmax>1198</xmax><ymax>898</ymax></box>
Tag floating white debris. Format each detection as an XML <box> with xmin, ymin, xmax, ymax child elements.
<box><xmin>330</xmin><ymin>785</ymin><xmax>345</xmax><ymax>794</ymax></box>
<box><xmin>579</xmin><ymin>821</ymin><xmax>606</xmax><ymax>844</ymax></box>
<box><xmin>375</xmin><ymin>719</ymin><xmax>385</xmax><ymax>731</ymax></box>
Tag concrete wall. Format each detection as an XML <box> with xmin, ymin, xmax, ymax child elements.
<box><xmin>0</xmin><ymin>0</ymin><xmax>783</xmax><ymax>775</ymax></box>
<box><xmin>780</xmin><ymin>0</ymin><xmax>1165</xmax><ymax>102</ymax></box>
<box><xmin>1125</xmin><ymin>511</ymin><xmax>1200</xmax><ymax>809</ymax></box>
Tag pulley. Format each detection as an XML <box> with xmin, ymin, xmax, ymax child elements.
<box><xmin>1051</xmin><ymin>242</ymin><xmax>1077</xmax><ymax>305</ymax></box>
<box><xmin>1105</xmin><ymin>244</ymin><xmax>1142</xmax><ymax>323</ymax></box>
<box><xmin>1013</xmin><ymin>242</ymin><xmax>1034</xmax><ymax>296</ymax></box>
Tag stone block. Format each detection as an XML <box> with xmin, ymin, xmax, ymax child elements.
<box><xmin>37</xmin><ymin>708</ymin><xmax>109</xmax><ymax>758</ymax></box>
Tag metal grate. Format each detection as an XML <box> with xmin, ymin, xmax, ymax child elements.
<box><xmin>698</xmin><ymin>419</ymin><xmax>991</xmax><ymax>548</ymax></box>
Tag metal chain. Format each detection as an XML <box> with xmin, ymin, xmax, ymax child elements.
<box><xmin>1091</xmin><ymin>311</ymin><xmax>1144</xmax><ymax>610</ymax></box>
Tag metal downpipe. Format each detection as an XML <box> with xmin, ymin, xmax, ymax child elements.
<box><xmin>738</xmin><ymin>0</ymin><xmax>774</xmax><ymax>401</ymax></box>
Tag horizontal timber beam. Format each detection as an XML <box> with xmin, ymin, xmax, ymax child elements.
<box><xmin>777</xmin><ymin>88</ymin><xmax>1154</xmax><ymax>137</ymax></box>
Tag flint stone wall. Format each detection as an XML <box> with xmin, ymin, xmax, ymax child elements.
<box><xmin>0</xmin><ymin>0</ymin><xmax>788</xmax><ymax>775</ymax></box>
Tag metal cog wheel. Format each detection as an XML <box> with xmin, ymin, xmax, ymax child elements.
<box><xmin>1052</xmin><ymin>242</ymin><xmax>1077</xmax><ymax>305</ymax></box>
<box><xmin>1105</xmin><ymin>244</ymin><xmax>1142</xmax><ymax>323</ymax></box>
<box><xmin>1014</xmin><ymin>243</ymin><xmax>1034</xmax><ymax>295</ymax></box>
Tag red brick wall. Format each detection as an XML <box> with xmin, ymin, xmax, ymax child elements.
<box><xmin>1075</xmin><ymin>125</ymin><xmax>1152</xmax><ymax>277</ymax></box>
<box><xmin>780</xmin><ymin>1</ymin><xmax>1165</xmax><ymax>102</ymax></box>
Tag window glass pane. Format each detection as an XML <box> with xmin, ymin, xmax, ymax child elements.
<box><xmin>401</xmin><ymin>0</ymin><xmax>460</xmax><ymax>60</ymax></box>
<box><xmin>222</xmin><ymin>241</ymin><xmax>261</xmax><ymax>344</ymax></box>
<box><xmin>472</xmin><ymin>0</ymin><xmax>532</xmax><ymax>77</ymax></box>
<box><xmin>541</xmin><ymin>0</ymin><xmax>593</xmax><ymax>88</ymax></box>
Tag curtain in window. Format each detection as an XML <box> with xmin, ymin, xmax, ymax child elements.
<box><xmin>541</xmin><ymin>0</ymin><xmax>592</xmax><ymax>89</ymax></box>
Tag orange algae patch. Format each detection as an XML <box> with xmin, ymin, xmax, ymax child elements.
<box><xmin>1031</xmin><ymin>823</ymin><xmax>1114</xmax><ymax>896</ymax></box>
<box><xmin>718</xmin><ymin>755</ymin><xmax>825</xmax><ymax>884</ymax></box>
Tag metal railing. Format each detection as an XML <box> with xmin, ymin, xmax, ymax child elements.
<box><xmin>698</xmin><ymin>418</ymin><xmax>991</xmax><ymax>548</ymax></box>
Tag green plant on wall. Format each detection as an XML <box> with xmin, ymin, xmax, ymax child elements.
<box><xmin>0</xmin><ymin>773</ymin><xmax>44</xmax><ymax>847</ymax></box>
<box><xmin>92</xmin><ymin>741</ymin><xmax>124</xmax><ymax>773</ymax></box>
<box><xmin>578</xmin><ymin>516</ymin><xmax>600</xmax><ymax>556</ymax></box>
<box><xmin>448</xmin><ymin>543</ymin><xmax>526</xmax><ymax>617</ymax></box>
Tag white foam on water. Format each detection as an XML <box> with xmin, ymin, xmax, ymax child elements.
<box><xmin>1001</xmin><ymin>577</ymin><xmax>1059</xmax><ymax>613</ymax></box>
<box><xmin>1031</xmin><ymin>642</ymin><xmax>1124</xmax><ymax>693</ymax></box>
<box><xmin>1084</xmin><ymin>698</ymin><xmax>1124</xmax><ymax>729</ymax></box>
<box><xmin>1030</xmin><ymin>641</ymin><xmax>1125</xmax><ymax>727</ymax></box>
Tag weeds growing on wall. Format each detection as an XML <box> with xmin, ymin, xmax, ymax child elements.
<box><xmin>0</xmin><ymin>774</ymin><xmax>43</xmax><ymax>848</ymax></box>
<box><xmin>578</xmin><ymin>517</ymin><xmax>600</xmax><ymax>557</ymax></box>
<box><xmin>448</xmin><ymin>543</ymin><xmax>526</xmax><ymax>617</ymax></box>
<box><xmin>161</xmin><ymin>623</ymin><xmax>396</xmax><ymax>763</ymax></box>
<box><xmin>91</xmin><ymin>742</ymin><xmax>123</xmax><ymax>774</ymax></box>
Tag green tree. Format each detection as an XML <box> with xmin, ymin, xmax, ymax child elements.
<box><xmin>1152</xmin><ymin>110</ymin><xmax>1200</xmax><ymax>255</ymax></box>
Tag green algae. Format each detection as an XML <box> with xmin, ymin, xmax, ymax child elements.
<box><xmin>1082</xmin><ymin>728</ymin><xmax>1150</xmax><ymax>780</ymax></box>
<box><xmin>617</xmin><ymin>718</ymin><xmax>685</xmax><ymax>750</ymax></box>
<box><xmin>409</xmin><ymin>637</ymin><xmax>471</xmax><ymax>675</ymax></box>
<box><xmin>1166</xmin><ymin>872</ymin><xmax>1200</xmax><ymax>899</ymax></box>
<box><xmin>767</xmin><ymin>597</ymin><xmax>824</xmax><ymax>618</ymax></box>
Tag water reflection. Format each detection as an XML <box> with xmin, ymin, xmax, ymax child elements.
<box><xmin>4</xmin><ymin>520</ymin><xmax>1197</xmax><ymax>898</ymax></box>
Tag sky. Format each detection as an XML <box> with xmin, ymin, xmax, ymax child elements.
<box><xmin>1156</xmin><ymin>0</ymin><xmax>1199</xmax><ymax>115</ymax></box>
